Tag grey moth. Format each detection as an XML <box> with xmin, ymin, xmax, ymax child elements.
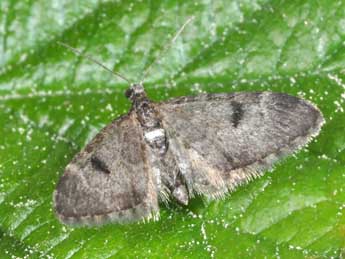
<box><xmin>53</xmin><ymin>19</ymin><xmax>324</xmax><ymax>226</ymax></box>
<box><xmin>54</xmin><ymin>82</ymin><xmax>324</xmax><ymax>225</ymax></box>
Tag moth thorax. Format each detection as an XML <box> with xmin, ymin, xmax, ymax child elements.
<box><xmin>136</xmin><ymin>102</ymin><xmax>160</xmax><ymax>129</ymax></box>
<box><xmin>144</xmin><ymin>128</ymin><xmax>167</xmax><ymax>155</ymax></box>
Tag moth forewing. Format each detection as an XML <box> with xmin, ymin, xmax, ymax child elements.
<box><xmin>54</xmin><ymin>112</ymin><xmax>160</xmax><ymax>225</ymax></box>
<box><xmin>157</xmin><ymin>92</ymin><xmax>324</xmax><ymax>200</ymax></box>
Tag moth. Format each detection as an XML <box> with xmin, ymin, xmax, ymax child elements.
<box><xmin>54</xmin><ymin>18</ymin><xmax>325</xmax><ymax>226</ymax></box>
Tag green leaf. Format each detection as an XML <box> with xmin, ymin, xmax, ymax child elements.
<box><xmin>1</xmin><ymin>0</ymin><xmax>344</xmax><ymax>258</ymax></box>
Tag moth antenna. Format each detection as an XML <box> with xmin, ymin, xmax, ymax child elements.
<box><xmin>140</xmin><ymin>16</ymin><xmax>195</xmax><ymax>84</ymax></box>
<box><xmin>57</xmin><ymin>41</ymin><xmax>131</xmax><ymax>84</ymax></box>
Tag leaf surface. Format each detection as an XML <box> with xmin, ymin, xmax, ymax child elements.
<box><xmin>0</xmin><ymin>0</ymin><xmax>344</xmax><ymax>258</ymax></box>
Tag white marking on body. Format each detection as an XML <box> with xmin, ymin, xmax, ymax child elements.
<box><xmin>152</xmin><ymin>166</ymin><xmax>161</xmax><ymax>189</ymax></box>
<box><xmin>144</xmin><ymin>128</ymin><xmax>165</xmax><ymax>142</ymax></box>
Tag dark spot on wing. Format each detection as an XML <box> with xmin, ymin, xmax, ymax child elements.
<box><xmin>231</xmin><ymin>101</ymin><xmax>244</xmax><ymax>128</ymax></box>
<box><xmin>91</xmin><ymin>155</ymin><xmax>111</xmax><ymax>174</ymax></box>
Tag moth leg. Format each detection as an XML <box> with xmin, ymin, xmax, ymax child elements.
<box><xmin>159</xmin><ymin>158</ymin><xmax>189</xmax><ymax>205</ymax></box>
<box><xmin>171</xmin><ymin>174</ymin><xmax>189</xmax><ymax>205</ymax></box>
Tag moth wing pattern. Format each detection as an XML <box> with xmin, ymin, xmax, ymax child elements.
<box><xmin>158</xmin><ymin>91</ymin><xmax>324</xmax><ymax>199</ymax></box>
<box><xmin>54</xmin><ymin>112</ymin><xmax>159</xmax><ymax>225</ymax></box>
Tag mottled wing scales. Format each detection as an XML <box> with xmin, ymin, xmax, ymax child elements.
<box><xmin>158</xmin><ymin>92</ymin><xmax>324</xmax><ymax>199</ymax></box>
<box><xmin>54</xmin><ymin>113</ymin><xmax>159</xmax><ymax>225</ymax></box>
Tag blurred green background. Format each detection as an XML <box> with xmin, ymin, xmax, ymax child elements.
<box><xmin>0</xmin><ymin>0</ymin><xmax>344</xmax><ymax>258</ymax></box>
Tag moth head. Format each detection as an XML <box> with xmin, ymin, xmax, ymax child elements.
<box><xmin>125</xmin><ymin>83</ymin><xmax>146</xmax><ymax>101</ymax></box>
